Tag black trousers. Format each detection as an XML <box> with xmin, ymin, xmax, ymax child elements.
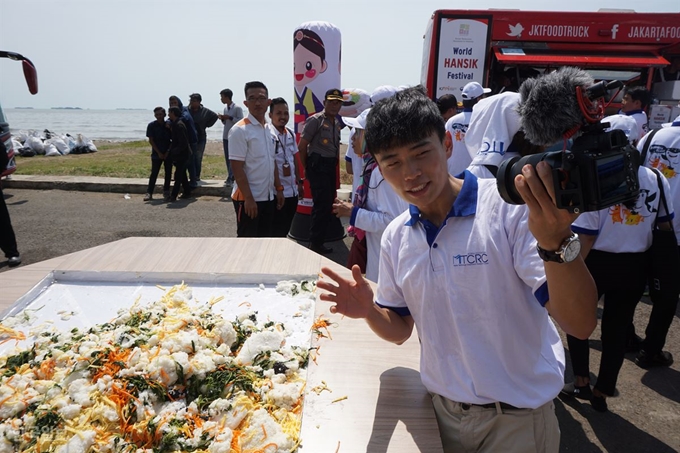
<box><xmin>171</xmin><ymin>157</ymin><xmax>191</xmax><ymax>199</ymax></box>
<box><xmin>146</xmin><ymin>158</ymin><xmax>172</xmax><ymax>195</ymax></box>
<box><xmin>306</xmin><ymin>153</ymin><xmax>337</xmax><ymax>246</ymax></box>
<box><xmin>567</xmin><ymin>250</ymin><xmax>647</xmax><ymax>396</ymax></box>
<box><xmin>273</xmin><ymin>196</ymin><xmax>298</xmax><ymax>238</ymax></box>
<box><xmin>642</xmin><ymin>245</ymin><xmax>680</xmax><ymax>354</ymax></box>
<box><xmin>0</xmin><ymin>185</ymin><xmax>19</xmax><ymax>259</ymax></box>
<box><xmin>232</xmin><ymin>199</ymin><xmax>276</xmax><ymax>237</ymax></box>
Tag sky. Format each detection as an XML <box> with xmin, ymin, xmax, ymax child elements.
<box><xmin>1</xmin><ymin>0</ymin><xmax>679</xmax><ymax>112</ymax></box>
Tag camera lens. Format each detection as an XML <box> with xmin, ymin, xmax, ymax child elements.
<box><xmin>496</xmin><ymin>152</ymin><xmax>562</xmax><ymax>205</ymax></box>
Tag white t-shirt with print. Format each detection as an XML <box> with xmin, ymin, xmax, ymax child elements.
<box><xmin>268</xmin><ymin>124</ymin><xmax>299</xmax><ymax>199</ymax></box>
<box><xmin>623</xmin><ymin>110</ymin><xmax>649</xmax><ymax>141</ymax></box>
<box><xmin>376</xmin><ymin>172</ymin><xmax>564</xmax><ymax>409</ymax></box>
<box><xmin>639</xmin><ymin>124</ymin><xmax>680</xmax><ymax>244</ymax></box>
<box><xmin>572</xmin><ymin>166</ymin><xmax>674</xmax><ymax>252</ymax></box>
<box><xmin>228</xmin><ymin>114</ymin><xmax>276</xmax><ymax>202</ymax></box>
<box><xmin>445</xmin><ymin>110</ymin><xmax>473</xmax><ymax>176</ymax></box>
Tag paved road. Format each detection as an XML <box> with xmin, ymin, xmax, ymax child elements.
<box><xmin>1</xmin><ymin>188</ymin><xmax>352</xmax><ymax>273</ymax></box>
<box><xmin>1</xmin><ymin>188</ymin><xmax>679</xmax><ymax>452</ymax></box>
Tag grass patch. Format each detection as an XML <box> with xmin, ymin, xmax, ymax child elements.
<box><xmin>14</xmin><ymin>140</ymin><xmax>353</xmax><ymax>184</ymax></box>
<box><xmin>15</xmin><ymin>141</ymin><xmax>227</xmax><ymax>179</ymax></box>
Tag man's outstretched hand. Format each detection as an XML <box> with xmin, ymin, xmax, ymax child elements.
<box><xmin>317</xmin><ymin>265</ymin><xmax>375</xmax><ymax>319</ymax></box>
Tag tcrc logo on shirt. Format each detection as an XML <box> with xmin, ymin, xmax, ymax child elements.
<box><xmin>453</xmin><ymin>252</ymin><xmax>489</xmax><ymax>266</ymax></box>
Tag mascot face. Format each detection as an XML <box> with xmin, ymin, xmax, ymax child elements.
<box><xmin>294</xmin><ymin>42</ymin><xmax>327</xmax><ymax>89</ymax></box>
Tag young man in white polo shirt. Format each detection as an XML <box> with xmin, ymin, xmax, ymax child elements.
<box><xmin>229</xmin><ymin>81</ymin><xmax>284</xmax><ymax>237</ymax></box>
<box><xmin>317</xmin><ymin>87</ymin><xmax>597</xmax><ymax>452</ymax></box>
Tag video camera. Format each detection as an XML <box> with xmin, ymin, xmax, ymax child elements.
<box><xmin>496</xmin><ymin>70</ymin><xmax>640</xmax><ymax>214</ymax></box>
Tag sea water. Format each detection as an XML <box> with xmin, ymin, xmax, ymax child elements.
<box><xmin>5</xmin><ymin>108</ymin><xmax>351</xmax><ymax>143</ymax></box>
<box><xmin>5</xmin><ymin>108</ymin><xmax>223</xmax><ymax>142</ymax></box>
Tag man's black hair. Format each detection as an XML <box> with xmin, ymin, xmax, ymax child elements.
<box><xmin>436</xmin><ymin>94</ymin><xmax>458</xmax><ymax>116</ymax></box>
<box><xmin>189</xmin><ymin>93</ymin><xmax>202</xmax><ymax>102</ymax></box>
<box><xmin>153</xmin><ymin>106</ymin><xmax>165</xmax><ymax>114</ymax></box>
<box><xmin>220</xmin><ymin>88</ymin><xmax>233</xmax><ymax>99</ymax></box>
<box><xmin>169</xmin><ymin>95</ymin><xmax>183</xmax><ymax>108</ymax></box>
<box><xmin>269</xmin><ymin>97</ymin><xmax>288</xmax><ymax>112</ymax></box>
<box><xmin>624</xmin><ymin>86</ymin><xmax>651</xmax><ymax>109</ymax></box>
<box><xmin>244</xmin><ymin>81</ymin><xmax>268</xmax><ymax>98</ymax></box>
<box><xmin>365</xmin><ymin>86</ymin><xmax>445</xmax><ymax>156</ymax></box>
<box><xmin>168</xmin><ymin>106</ymin><xmax>182</xmax><ymax>117</ymax></box>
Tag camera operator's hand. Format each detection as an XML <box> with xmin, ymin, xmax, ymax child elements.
<box><xmin>514</xmin><ymin>161</ymin><xmax>579</xmax><ymax>251</ymax></box>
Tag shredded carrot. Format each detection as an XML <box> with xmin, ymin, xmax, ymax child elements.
<box><xmin>92</xmin><ymin>348</ymin><xmax>131</xmax><ymax>382</ymax></box>
<box><xmin>0</xmin><ymin>394</ymin><xmax>14</xmax><ymax>407</ymax></box>
<box><xmin>311</xmin><ymin>316</ymin><xmax>334</xmax><ymax>340</ymax></box>
<box><xmin>230</xmin><ymin>429</ymin><xmax>242</xmax><ymax>453</ymax></box>
<box><xmin>0</xmin><ymin>325</ymin><xmax>26</xmax><ymax>344</ymax></box>
<box><xmin>36</xmin><ymin>358</ymin><xmax>56</xmax><ymax>380</ymax></box>
<box><xmin>261</xmin><ymin>423</ymin><xmax>267</xmax><ymax>439</ymax></box>
<box><xmin>239</xmin><ymin>301</ymin><xmax>252</xmax><ymax>307</ymax></box>
<box><xmin>159</xmin><ymin>368</ymin><xmax>170</xmax><ymax>384</ymax></box>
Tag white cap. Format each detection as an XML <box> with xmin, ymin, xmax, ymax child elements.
<box><xmin>370</xmin><ymin>85</ymin><xmax>398</xmax><ymax>105</ymax></box>
<box><xmin>461</xmin><ymin>82</ymin><xmax>492</xmax><ymax>100</ymax></box>
<box><xmin>662</xmin><ymin>114</ymin><xmax>680</xmax><ymax>128</ymax></box>
<box><xmin>467</xmin><ymin>92</ymin><xmax>522</xmax><ymax>164</ymax></box>
<box><xmin>601</xmin><ymin>114</ymin><xmax>639</xmax><ymax>144</ymax></box>
<box><xmin>343</xmin><ymin>108</ymin><xmax>371</xmax><ymax>130</ymax></box>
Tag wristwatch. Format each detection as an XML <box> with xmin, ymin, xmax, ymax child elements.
<box><xmin>536</xmin><ymin>234</ymin><xmax>581</xmax><ymax>263</ymax></box>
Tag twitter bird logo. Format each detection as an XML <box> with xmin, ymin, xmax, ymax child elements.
<box><xmin>507</xmin><ymin>23</ymin><xmax>524</xmax><ymax>37</ymax></box>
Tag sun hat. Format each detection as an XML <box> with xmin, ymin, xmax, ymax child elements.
<box><xmin>343</xmin><ymin>108</ymin><xmax>370</xmax><ymax>130</ymax></box>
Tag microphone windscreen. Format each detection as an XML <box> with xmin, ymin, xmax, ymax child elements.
<box><xmin>518</xmin><ymin>67</ymin><xmax>594</xmax><ymax>146</ymax></box>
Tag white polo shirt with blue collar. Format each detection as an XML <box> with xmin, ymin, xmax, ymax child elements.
<box><xmin>376</xmin><ymin>171</ymin><xmax>565</xmax><ymax>409</ymax></box>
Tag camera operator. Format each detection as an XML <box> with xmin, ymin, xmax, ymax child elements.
<box><xmin>562</xmin><ymin>114</ymin><xmax>674</xmax><ymax>412</ymax></box>
<box><xmin>317</xmin><ymin>86</ymin><xmax>597</xmax><ymax>452</ymax></box>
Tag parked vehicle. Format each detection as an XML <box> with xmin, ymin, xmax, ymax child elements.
<box><xmin>421</xmin><ymin>9</ymin><xmax>680</xmax><ymax>119</ymax></box>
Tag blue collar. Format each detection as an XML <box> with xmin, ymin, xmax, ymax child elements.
<box><xmin>405</xmin><ymin>170</ymin><xmax>478</xmax><ymax>226</ymax></box>
<box><xmin>622</xmin><ymin>109</ymin><xmax>644</xmax><ymax>116</ymax></box>
<box><xmin>672</xmin><ymin>121</ymin><xmax>680</xmax><ymax>127</ymax></box>
<box><xmin>463</xmin><ymin>108</ymin><xmax>473</xmax><ymax>112</ymax></box>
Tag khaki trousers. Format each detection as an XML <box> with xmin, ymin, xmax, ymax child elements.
<box><xmin>432</xmin><ymin>394</ymin><xmax>560</xmax><ymax>453</ymax></box>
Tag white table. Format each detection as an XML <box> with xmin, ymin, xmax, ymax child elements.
<box><xmin>0</xmin><ymin>237</ymin><xmax>443</xmax><ymax>453</ymax></box>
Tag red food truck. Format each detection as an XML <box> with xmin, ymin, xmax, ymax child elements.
<box><xmin>421</xmin><ymin>9</ymin><xmax>680</xmax><ymax>123</ymax></box>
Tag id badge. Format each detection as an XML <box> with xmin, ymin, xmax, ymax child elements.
<box><xmin>282</xmin><ymin>162</ymin><xmax>292</xmax><ymax>177</ymax></box>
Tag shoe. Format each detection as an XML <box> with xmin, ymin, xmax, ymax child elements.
<box><xmin>625</xmin><ymin>333</ymin><xmax>643</xmax><ymax>353</ymax></box>
<box><xmin>635</xmin><ymin>350</ymin><xmax>674</xmax><ymax>368</ymax></box>
<box><xmin>590</xmin><ymin>395</ymin><xmax>608</xmax><ymax>412</ymax></box>
<box><xmin>179</xmin><ymin>193</ymin><xmax>193</xmax><ymax>200</ymax></box>
<box><xmin>561</xmin><ymin>382</ymin><xmax>593</xmax><ymax>400</ymax></box>
<box><xmin>8</xmin><ymin>255</ymin><xmax>21</xmax><ymax>267</ymax></box>
<box><xmin>310</xmin><ymin>244</ymin><xmax>333</xmax><ymax>255</ymax></box>
<box><xmin>163</xmin><ymin>190</ymin><xmax>170</xmax><ymax>199</ymax></box>
<box><xmin>143</xmin><ymin>193</ymin><xmax>152</xmax><ymax>201</ymax></box>
<box><xmin>169</xmin><ymin>197</ymin><xmax>177</xmax><ymax>202</ymax></box>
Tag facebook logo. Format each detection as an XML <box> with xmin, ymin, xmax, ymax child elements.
<box><xmin>611</xmin><ymin>24</ymin><xmax>619</xmax><ymax>39</ymax></box>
